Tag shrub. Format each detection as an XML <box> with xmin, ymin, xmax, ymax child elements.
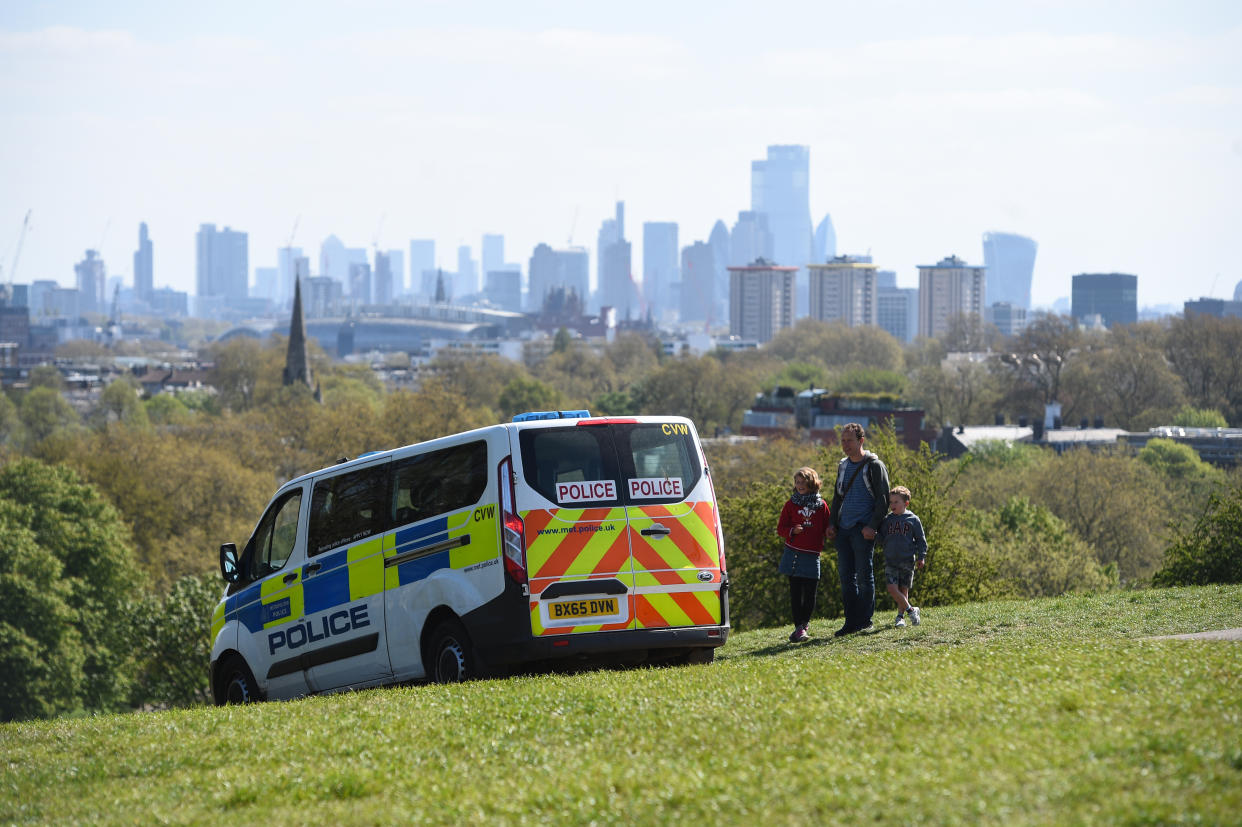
<box><xmin>1153</xmin><ymin>484</ymin><xmax>1242</xmax><ymax>586</ymax></box>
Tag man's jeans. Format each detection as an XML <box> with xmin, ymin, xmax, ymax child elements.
<box><xmin>835</xmin><ymin>524</ymin><xmax>875</xmax><ymax>629</ymax></box>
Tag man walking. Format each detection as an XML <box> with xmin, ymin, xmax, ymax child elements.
<box><xmin>826</xmin><ymin>423</ymin><xmax>891</xmax><ymax>636</ymax></box>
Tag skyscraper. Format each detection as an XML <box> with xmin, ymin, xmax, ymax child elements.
<box><xmin>598</xmin><ymin>202</ymin><xmax>637</xmax><ymax>317</ymax></box>
<box><xmin>807</xmin><ymin>255</ymin><xmax>878</xmax><ymax>327</ymax></box>
<box><xmin>708</xmin><ymin>220</ymin><xmax>731</xmax><ymax>326</ymax></box>
<box><xmin>481</xmin><ymin>234</ymin><xmax>504</xmax><ymax>278</ymax></box>
<box><xmin>195</xmin><ymin>224</ymin><xmax>248</xmax><ymax>301</ymax></box>
<box><xmin>528</xmin><ymin>244</ymin><xmax>589</xmax><ymax>312</ymax></box>
<box><xmin>813</xmin><ymin>214</ymin><xmax>837</xmax><ymax>263</ymax></box>
<box><xmin>457</xmin><ymin>245</ymin><xmax>477</xmax><ymax>296</ymax></box>
<box><xmin>751</xmin><ymin>145</ymin><xmax>813</xmax><ymax>313</ymax></box>
<box><xmin>642</xmin><ymin>222</ymin><xmax>679</xmax><ymax>322</ymax></box>
<box><xmin>74</xmin><ymin>250</ymin><xmax>106</xmax><ymax>314</ymax></box>
<box><xmin>680</xmin><ymin>241</ymin><xmax>715</xmax><ymax>324</ymax></box>
<box><xmin>373</xmin><ymin>251</ymin><xmax>393</xmax><ymax>304</ymax></box>
<box><xmin>320</xmin><ymin>235</ymin><xmax>349</xmax><ymax>286</ymax></box>
<box><xmin>878</xmin><ymin>285</ymin><xmax>919</xmax><ymax>343</ymax></box>
<box><xmin>409</xmin><ymin>239</ymin><xmax>435</xmax><ymax>299</ymax></box>
<box><xmin>729</xmin><ymin>259</ymin><xmax>797</xmax><ymax>344</ymax></box>
<box><xmin>918</xmin><ymin>255</ymin><xmax>985</xmax><ymax>340</ymax></box>
<box><xmin>1072</xmin><ymin>273</ymin><xmax>1137</xmax><ymax>328</ymax></box>
<box><xmin>133</xmin><ymin>223</ymin><xmax>153</xmax><ymax>302</ymax></box>
<box><xmin>277</xmin><ymin>246</ymin><xmax>304</xmax><ymax>306</ymax></box>
<box><xmin>982</xmin><ymin>232</ymin><xmax>1037</xmax><ymax>310</ymax></box>
<box><xmin>730</xmin><ymin>211</ymin><xmax>774</xmax><ymax>267</ymax></box>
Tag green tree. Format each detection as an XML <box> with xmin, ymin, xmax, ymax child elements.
<box><xmin>957</xmin><ymin>497</ymin><xmax>1115</xmax><ymax>597</ymax></box>
<box><xmin>1171</xmin><ymin>405</ymin><xmax>1228</xmax><ymax>428</ymax></box>
<box><xmin>0</xmin><ymin>503</ymin><xmax>85</xmax><ymax>721</ymax></box>
<box><xmin>0</xmin><ymin>391</ymin><xmax>21</xmax><ymax>446</ymax></box>
<box><xmin>1153</xmin><ymin>484</ymin><xmax>1242</xmax><ymax>586</ymax></box>
<box><xmin>0</xmin><ymin>459</ymin><xmax>144</xmax><ymax>714</ymax></box>
<box><xmin>833</xmin><ymin>368</ymin><xmax>908</xmax><ymax>396</ymax></box>
<box><xmin>18</xmin><ymin>386</ymin><xmax>80</xmax><ymax>448</ymax></box>
<box><xmin>128</xmin><ymin>574</ymin><xmax>218</xmax><ymax>708</ymax></box>
<box><xmin>1166</xmin><ymin>314</ymin><xmax>1242</xmax><ymax>425</ymax></box>
<box><xmin>91</xmin><ymin>376</ymin><xmax>150</xmax><ymax>430</ymax></box>
<box><xmin>145</xmin><ymin>393</ymin><xmax>196</xmax><ymax>426</ymax></box>
<box><xmin>498</xmin><ymin>377</ymin><xmax>564</xmax><ymax>419</ymax></box>
<box><xmin>28</xmin><ymin>365</ymin><xmax>65</xmax><ymax>391</ymax></box>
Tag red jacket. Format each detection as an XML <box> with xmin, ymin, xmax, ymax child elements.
<box><xmin>777</xmin><ymin>498</ymin><xmax>832</xmax><ymax>553</ymax></box>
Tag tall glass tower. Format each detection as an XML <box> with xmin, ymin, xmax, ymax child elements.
<box><xmin>982</xmin><ymin>231</ymin><xmax>1037</xmax><ymax>310</ymax></box>
<box><xmin>751</xmin><ymin>145</ymin><xmax>813</xmax><ymax>314</ymax></box>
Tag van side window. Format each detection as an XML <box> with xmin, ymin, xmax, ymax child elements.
<box><xmin>309</xmin><ymin>466</ymin><xmax>388</xmax><ymax>555</ymax></box>
<box><xmin>249</xmin><ymin>490</ymin><xmax>303</xmax><ymax>579</ymax></box>
<box><xmin>392</xmin><ymin>440</ymin><xmax>488</xmax><ymax>525</ymax></box>
<box><xmin>519</xmin><ymin>427</ymin><xmax>616</xmax><ymax>505</ymax></box>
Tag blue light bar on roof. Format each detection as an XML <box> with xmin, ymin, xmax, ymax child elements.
<box><xmin>512</xmin><ymin>410</ymin><xmax>592</xmax><ymax>422</ymax></box>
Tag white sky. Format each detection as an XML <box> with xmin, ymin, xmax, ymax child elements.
<box><xmin>2</xmin><ymin>0</ymin><xmax>1240</xmax><ymax>309</ymax></box>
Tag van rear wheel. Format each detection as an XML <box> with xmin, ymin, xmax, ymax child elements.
<box><xmin>428</xmin><ymin>619</ymin><xmax>477</xmax><ymax>683</ymax></box>
<box><xmin>683</xmin><ymin>647</ymin><xmax>715</xmax><ymax>665</ymax></box>
<box><xmin>216</xmin><ymin>656</ymin><xmax>259</xmax><ymax>705</ymax></box>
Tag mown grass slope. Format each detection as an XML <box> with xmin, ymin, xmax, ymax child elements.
<box><xmin>3</xmin><ymin>585</ymin><xmax>1240</xmax><ymax>825</ymax></box>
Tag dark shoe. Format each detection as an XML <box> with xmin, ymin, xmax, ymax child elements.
<box><xmin>834</xmin><ymin>624</ymin><xmax>855</xmax><ymax>638</ymax></box>
<box><xmin>793</xmin><ymin>626</ymin><xmax>809</xmax><ymax>643</ymax></box>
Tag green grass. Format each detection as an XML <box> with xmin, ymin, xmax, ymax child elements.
<box><xmin>3</xmin><ymin>586</ymin><xmax>1241</xmax><ymax>825</ymax></box>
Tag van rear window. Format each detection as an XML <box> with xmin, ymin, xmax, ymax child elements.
<box><xmin>519</xmin><ymin>422</ymin><xmax>700</xmax><ymax>506</ymax></box>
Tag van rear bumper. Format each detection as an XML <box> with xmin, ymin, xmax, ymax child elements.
<box><xmin>464</xmin><ymin>580</ymin><xmax>729</xmax><ymax>670</ymax></box>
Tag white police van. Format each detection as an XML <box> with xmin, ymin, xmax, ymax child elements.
<box><xmin>210</xmin><ymin>411</ymin><xmax>729</xmax><ymax>703</ymax></box>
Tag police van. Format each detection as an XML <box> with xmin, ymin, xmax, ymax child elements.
<box><xmin>210</xmin><ymin>411</ymin><xmax>729</xmax><ymax>703</ymax></box>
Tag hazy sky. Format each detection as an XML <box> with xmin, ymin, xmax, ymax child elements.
<box><xmin>2</xmin><ymin>1</ymin><xmax>1240</xmax><ymax>309</ymax></box>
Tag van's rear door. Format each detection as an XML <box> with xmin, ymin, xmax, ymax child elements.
<box><xmin>614</xmin><ymin>419</ymin><xmax>725</xmax><ymax>630</ymax></box>
<box><xmin>517</xmin><ymin>424</ymin><xmax>634</xmax><ymax>636</ymax></box>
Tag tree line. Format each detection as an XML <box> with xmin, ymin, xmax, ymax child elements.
<box><xmin>2</xmin><ymin>314</ymin><xmax>1240</xmax><ymax>719</ymax></box>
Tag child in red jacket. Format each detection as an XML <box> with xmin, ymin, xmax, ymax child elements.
<box><xmin>777</xmin><ymin>466</ymin><xmax>832</xmax><ymax>642</ymax></box>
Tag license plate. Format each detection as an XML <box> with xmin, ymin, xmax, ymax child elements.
<box><xmin>549</xmin><ymin>597</ymin><xmax>619</xmax><ymax>620</ymax></box>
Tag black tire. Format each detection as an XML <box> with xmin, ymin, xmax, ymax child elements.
<box><xmin>216</xmin><ymin>655</ymin><xmax>260</xmax><ymax>705</ymax></box>
<box><xmin>427</xmin><ymin>619</ymin><xmax>477</xmax><ymax>683</ymax></box>
<box><xmin>683</xmin><ymin>647</ymin><xmax>715</xmax><ymax>666</ymax></box>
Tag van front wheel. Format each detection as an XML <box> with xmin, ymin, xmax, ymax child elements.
<box><xmin>428</xmin><ymin>619</ymin><xmax>477</xmax><ymax>683</ymax></box>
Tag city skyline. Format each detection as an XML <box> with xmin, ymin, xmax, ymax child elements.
<box><xmin>2</xmin><ymin>1</ymin><xmax>1239</xmax><ymax>310</ymax></box>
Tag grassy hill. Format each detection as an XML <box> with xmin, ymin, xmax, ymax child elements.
<box><xmin>3</xmin><ymin>586</ymin><xmax>1240</xmax><ymax>825</ymax></box>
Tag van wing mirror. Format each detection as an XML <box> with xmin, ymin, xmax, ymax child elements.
<box><xmin>219</xmin><ymin>542</ymin><xmax>241</xmax><ymax>583</ymax></box>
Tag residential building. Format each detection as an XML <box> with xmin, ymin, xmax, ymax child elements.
<box><xmin>918</xmin><ymin>255</ymin><xmax>985</xmax><ymax>340</ymax></box>
<box><xmin>481</xmin><ymin>234</ymin><xmax>504</xmax><ymax>279</ymax></box>
<box><xmin>806</xmin><ymin>255</ymin><xmax>878</xmax><ymax>327</ymax></box>
<box><xmin>374</xmin><ymin>251</ymin><xmax>394</xmax><ymax>305</ymax></box>
<box><xmin>1183</xmin><ymin>297</ymin><xmax>1242</xmax><ymax>319</ymax></box>
<box><xmin>1072</xmin><ymin>273</ymin><xmax>1137</xmax><ymax>328</ymax></box>
<box><xmin>878</xmin><ymin>286</ymin><xmax>918</xmax><ymax>343</ymax></box>
<box><xmin>728</xmin><ymin>258</ymin><xmax>796</xmax><ymax>344</ymax></box>
<box><xmin>742</xmin><ymin>387</ymin><xmax>936</xmax><ymax>450</ymax></box>
<box><xmin>986</xmin><ymin>302</ymin><xmax>1029</xmax><ymax>337</ymax></box>
<box><xmin>982</xmin><ymin>231</ymin><xmax>1037</xmax><ymax>310</ymax></box>
<box><xmin>485</xmin><ymin>269</ymin><xmax>522</xmax><ymax>313</ymax></box>
<box><xmin>456</xmin><ymin>245</ymin><xmax>477</xmax><ymax>296</ymax></box>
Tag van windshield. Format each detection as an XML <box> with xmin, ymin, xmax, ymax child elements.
<box><xmin>519</xmin><ymin>422</ymin><xmax>701</xmax><ymax>506</ymax></box>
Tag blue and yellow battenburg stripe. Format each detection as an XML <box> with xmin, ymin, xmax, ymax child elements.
<box><xmin>215</xmin><ymin>505</ymin><xmax>499</xmax><ymax>636</ymax></box>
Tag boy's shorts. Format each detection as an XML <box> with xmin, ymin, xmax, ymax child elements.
<box><xmin>885</xmin><ymin>563</ymin><xmax>914</xmax><ymax>589</ymax></box>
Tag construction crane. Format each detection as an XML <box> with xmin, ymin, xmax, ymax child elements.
<box><xmin>2</xmin><ymin>209</ymin><xmax>32</xmax><ymax>287</ymax></box>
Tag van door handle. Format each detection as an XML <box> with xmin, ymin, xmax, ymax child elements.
<box><xmin>304</xmin><ymin>562</ymin><xmax>322</xmax><ymax>576</ymax></box>
<box><xmin>282</xmin><ymin>572</ymin><xmax>299</xmax><ymax>584</ymax></box>
<box><xmin>640</xmin><ymin>524</ymin><xmax>671</xmax><ymax>537</ymax></box>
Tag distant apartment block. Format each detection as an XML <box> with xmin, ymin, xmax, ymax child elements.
<box><xmin>918</xmin><ymin>255</ymin><xmax>985</xmax><ymax>340</ymax></box>
<box><xmin>1072</xmin><ymin>273</ymin><xmax>1137</xmax><ymax>328</ymax></box>
<box><xmin>729</xmin><ymin>258</ymin><xmax>796</xmax><ymax>344</ymax></box>
<box><xmin>1183</xmin><ymin>297</ymin><xmax>1242</xmax><ymax>319</ymax></box>
<box><xmin>75</xmin><ymin>249</ymin><xmax>106</xmax><ymax>315</ymax></box>
<box><xmin>598</xmin><ymin>202</ymin><xmax>637</xmax><ymax>318</ymax></box>
<box><xmin>742</xmin><ymin>387</ymin><xmax>936</xmax><ymax>450</ymax></box>
<box><xmin>982</xmin><ymin>231</ymin><xmax>1037</xmax><ymax>310</ymax></box>
<box><xmin>986</xmin><ymin>302</ymin><xmax>1029</xmax><ymax>337</ymax></box>
<box><xmin>410</xmin><ymin>239</ymin><xmax>436</xmax><ymax>298</ymax></box>
<box><xmin>806</xmin><ymin>255</ymin><xmax>878</xmax><ymax>327</ymax></box>
<box><xmin>680</xmin><ymin>241</ymin><xmax>716</xmax><ymax>323</ymax></box>
<box><xmin>878</xmin><ymin>286</ymin><xmax>918</xmax><ymax>343</ymax></box>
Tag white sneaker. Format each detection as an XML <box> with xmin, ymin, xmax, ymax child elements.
<box><xmin>908</xmin><ymin>606</ymin><xmax>921</xmax><ymax>626</ymax></box>
<box><xmin>895</xmin><ymin>614</ymin><xmax>906</xmax><ymax>628</ymax></box>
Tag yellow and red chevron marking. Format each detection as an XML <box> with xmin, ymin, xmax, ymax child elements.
<box><xmin>635</xmin><ymin>590</ymin><xmax>721</xmax><ymax>629</ymax></box>
<box><xmin>628</xmin><ymin>501</ymin><xmax>721</xmax><ymax>575</ymax></box>
<box><xmin>522</xmin><ymin>508</ymin><xmax>632</xmax><ymax>581</ymax></box>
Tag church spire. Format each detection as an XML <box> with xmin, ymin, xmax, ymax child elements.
<box><xmin>283</xmin><ymin>277</ymin><xmax>318</xmax><ymax>399</ymax></box>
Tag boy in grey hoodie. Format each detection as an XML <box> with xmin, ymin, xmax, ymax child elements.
<box><xmin>879</xmin><ymin>485</ymin><xmax>927</xmax><ymax>627</ymax></box>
